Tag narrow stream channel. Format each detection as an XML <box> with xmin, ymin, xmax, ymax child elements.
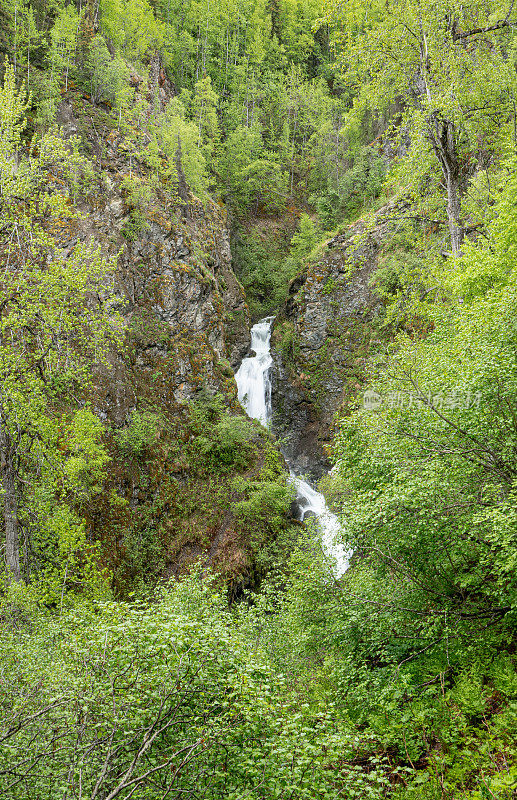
<box><xmin>235</xmin><ymin>317</ymin><xmax>351</xmax><ymax>577</ymax></box>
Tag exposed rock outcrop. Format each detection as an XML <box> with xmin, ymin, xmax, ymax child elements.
<box><xmin>57</xmin><ymin>97</ymin><xmax>250</xmax><ymax>397</ymax></box>
<box><xmin>271</xmin><ymin>204</ymin><xmax>405</xmax><ymax>478</ymax></box>
<box><xmin>51</xmin><ymin>95</ymin><xmax>284</xmax><ymax>594</ymax></box>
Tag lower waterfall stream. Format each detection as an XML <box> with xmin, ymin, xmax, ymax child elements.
<box><xmin>235</xmin><ymin>317</ymin><xmax>350</xmax><ymax>577</ymax></box>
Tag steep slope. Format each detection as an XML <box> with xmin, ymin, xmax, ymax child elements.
<box><xmin>271</xmin><ymin>202</ymin><xmax>408</xmax><ymax>478</ymax></box>
<box><xmin>52</xmin><ymin>93</ymin><xmax>295</xmax><ymax>596</ymax></box>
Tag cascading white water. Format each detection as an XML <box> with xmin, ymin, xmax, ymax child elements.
<box><xmin>291</xmin><ymin>474</ymin><xmax>350</xmax><ymax>577</ymax></box>
<box><xmin>235</xmin><ymin>317</ymin><xmax>274</xmax><ymax>425</ymax></box>
<box><xmin>235</xmin><ymin>317</ymin><xmax>351</xmax><ymax>577</ymax></box>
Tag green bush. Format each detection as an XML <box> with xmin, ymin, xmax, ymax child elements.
<box><xmin>276</xmin><ymin>320</ymin><xmax>300</xmax><ymax>365</ymax></box>
<box><xmin>232</xmin><ymin>477</ymin><xmax>292</xmax><ymax>537</ymax></box>
<box><xmin>0</xmin><ymin>574</ymin><xmax>394</xmax><ymax>799</ymax></box>
<box><xmin>188</xmin><ymin>393</ymin><xmax>255</xmax><ymax>474</ymax></box>
<box><xmin>121</xmin><ymin>208</ymin><xmax>148</xmax><ymax>240</ymax></box>
<box><xmin>114</xmin><ymin>411</ymin><xmax>161</xmax><ymax>456</ymax></box>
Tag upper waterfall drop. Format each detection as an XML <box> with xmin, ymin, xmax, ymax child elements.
<box><xmin>235</xmin><ymin>317</ymin><xmax>351</xmax><ymax>577</ymax></box>
<box><xmin>235</xmin><ymin>316</ymin><xmax>275</xmax><ymax>426</ymax></box>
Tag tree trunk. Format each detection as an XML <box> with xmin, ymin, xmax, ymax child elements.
<box><xmin>0</xmin><ymin>417</ymin><xmax>20</xmax><ymax>582</ymax></box>
<box><xmin>428</xmin><ymin>116</ymin><xmax>464</xmax><ymax>255</ymax></box>
<box><xmin>444</xmin><ymin>168</ymin><xmax>463</xmax><ymax>256</ymax></box>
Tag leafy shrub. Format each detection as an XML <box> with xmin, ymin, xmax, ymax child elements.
<box><xmin>0</xmin><ymin>575</ymin><xmax>393</xmax><ymax>799</ymax></box>
<box><xmin>276</xmin><ymin>320</ymin><xmax>300</xmax><ymax>365</ymax></box>
<box><xmin>188</xmin><ymin>393</ymin><xmax>255</xmax><ymax>474</ymax></box>
<box><xmin>232</xmin><ymin>477</ymin><xmax>293</xmax><ymax>537</ymax></box>
<box><xmin>121</xmin><ymin>208</ymin><xmax>148</xmax><ymax>240</ymax></box>
<box><xmin>115</xmin><ymin>411</ymin><xmax>161</xmax><ymax>456</ymax></box>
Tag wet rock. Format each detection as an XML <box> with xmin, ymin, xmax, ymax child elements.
<box><xmin>109</xmin><ymin>198</ymin><xmax>125</xmax><ymax>218</ymax></box>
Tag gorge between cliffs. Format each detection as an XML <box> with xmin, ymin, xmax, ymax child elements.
<box><xmin>2</xmin><ymin>2</ymin><xmax>517</xmax><ymax>797</ymax></box>
<box><xmin>235</xmin><ymin>316</ymin><xmax>350</xmax><ymax>578</ymax></box>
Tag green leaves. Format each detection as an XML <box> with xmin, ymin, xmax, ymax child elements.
<box><xmin>329</xmin><ymin>0</ymin><xmax>517</xmax><ymax>251</ymax></box>
<box><xmin>0</xmin><ymin>575</ymin><xmax>382</xmax><ymax>799</ymax></box>
<box><xmin>100</xmin><ymin>0</ymin><xmax>165</xmax><ymax>64</ymax></box>
<box><xmin>0</xmin><ymin>67</ymin><xmax>119</xmax><ymax>595</ymax></box>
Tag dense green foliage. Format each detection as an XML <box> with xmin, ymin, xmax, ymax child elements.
<box><xmin>0</xmin><ymin>63</ymin><xmax>119</xmax><ymax>598</ymax></box>
<box><xmin>1</xmin><ymin>574</ymin><xmax>396</xmax><ymax>799</ymax></box>
<box><xmin>2</xmin><ymin>0</ymin><xmax>517</xmax><ymax>797</ymax></box>
<box><xmin>0</xmin><ymin>0</ymin><xmax>390</xmax><ymax>314</ymax></box>
<box><xmin>308</xmin><ymin>162</ymin><xmax>517</xmax><ymax>796</ymax></box>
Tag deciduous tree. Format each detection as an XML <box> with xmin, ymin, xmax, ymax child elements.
<box><xmin>0</xmin><ymin>64</ymin><xmax>118</xmax><ymax>585</ymax></box>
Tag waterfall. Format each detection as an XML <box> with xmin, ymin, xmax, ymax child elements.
<box><xmin>235</xmin><ymin>317</ymin><xmax>274</xmax><ymax>426</ymax></box>
<box><xmin>290</xmin><ymin>475</ymin><xmax>350</xmax><ymax>577</ymax></box>
<box><xmin>235</xmin><ymin>318</ymin><xmax>351</xmax><ymax>577</ymax></box>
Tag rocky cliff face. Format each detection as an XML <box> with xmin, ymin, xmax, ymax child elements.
<box><xmin>57</xmin><ymin>97</ymin><xmax>250</xmax><ymax>412</ymax></box>
<box><xmin>52</xmin><ymin>94</ymin><xmax>298</xmax><ymax>596</ymax></box>
<box><xmin>271</xmin><ymin>205</ymin><xmax>403</xmax><ymax>479</ymax></box>
<box><xmin>85</xmin><ymin>193</ymin><xmax>250</xmax><ymax>422</ymax></box>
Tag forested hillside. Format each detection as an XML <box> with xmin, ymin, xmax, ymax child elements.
<box><xmin>1</xmin><ymin>0</ymin><xmax>517</xmax><ymax>797</ymax></box>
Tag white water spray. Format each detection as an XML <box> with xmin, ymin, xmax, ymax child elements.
<box><xmin>291</xmin><ymin>474</ymin><xmax>351</xmax><ymax>577</ymax></box>
<box><xmin>235</xmin><ymin>318</ymin><xmax>351</xmax><ymax>577</ymax></box>
<box><xmin>235</xmin><ymin>317</ymin><xmax>274</xmax><ymax>426</ymax></box>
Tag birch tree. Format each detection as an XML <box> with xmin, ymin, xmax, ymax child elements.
<box><xmin>331</xmin><ymin>0</ymin><xmax>517</xmax><ymax>253</ymax></box>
